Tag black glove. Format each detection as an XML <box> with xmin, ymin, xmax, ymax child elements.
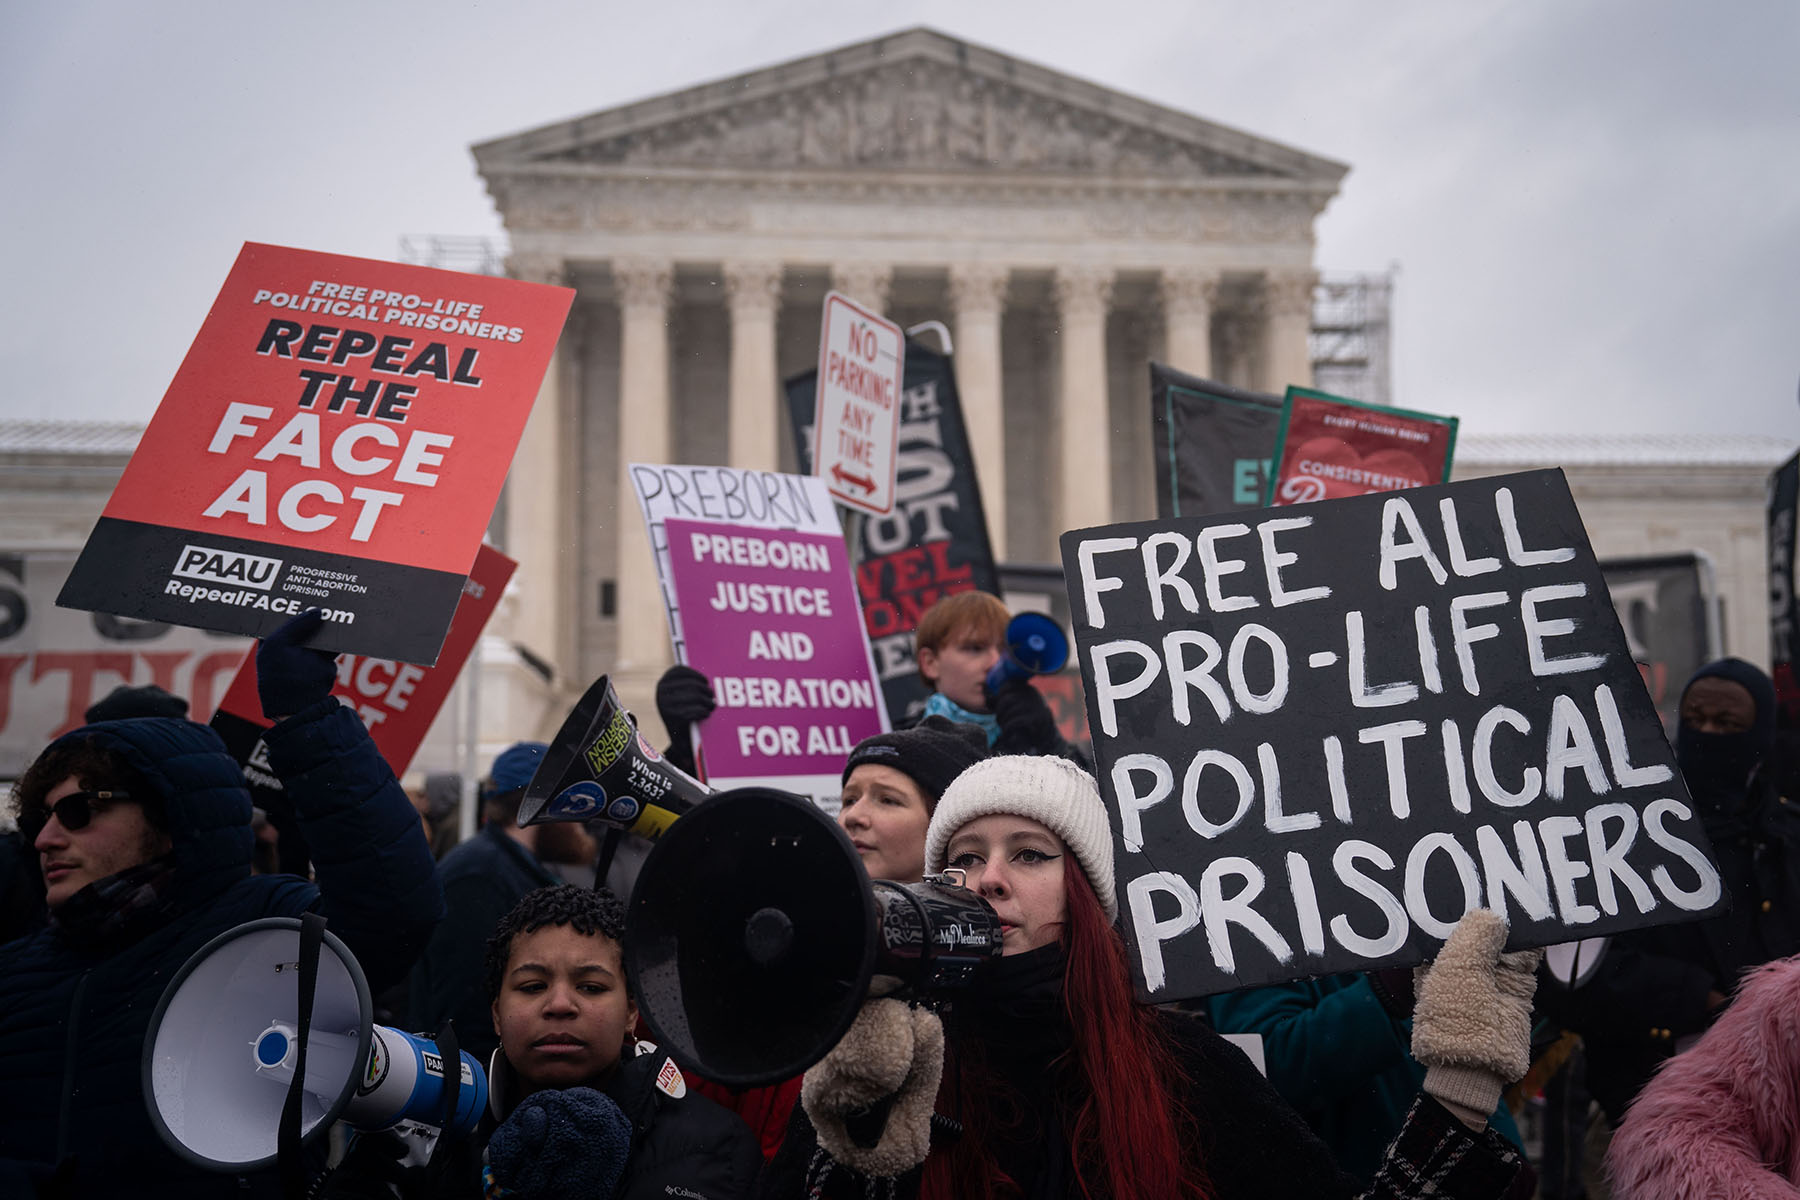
<box><xmin>656</xmin><ymin>665</ymin><xmax>716</xmax><ymax>732</ymax></box>
<box><xmin>310</xmin><ymin>1128</ymin><xmax>414</xmax><ymax>1199</ymax></box>
<box><xmin>989</xmin><ymin>678</ymin><xmax>1060</xmax><ymax>755</ymax></box>
<box><xmin>256</xmin><ymin>609</ymin><xmax>337</xmax><ymax>721</ymax></box>
<box><xmin>1367</xmin><ymin>967</ymin><xmax>1416</xmax><ymax>1021</ymax></box>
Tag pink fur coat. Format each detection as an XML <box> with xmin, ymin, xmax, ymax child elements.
<box><xmin>1608</xmin><ymin>956</ymin><xmax>1800</xmax><ymax>1199</ymax></box>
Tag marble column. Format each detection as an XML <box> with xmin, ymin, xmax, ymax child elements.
<box><xmin>1160</xmin><ymin>268</ymin><xmax>1220</xmax><ymax>379</ymax></box>
<box><xmin>1259</xmin><ymin>270</ymin><xmax>1318</xmax><ymax>393</ymax></box>
<box><xmin>723</xmin><ymin>260</ymin><xmax>783</xmax><ymax>471</ymax></box>
<box><xmin>496</xmin><ymin>254</ymin><xmax>573</xmax><ymax>738</ymax></box>
<box><xmin>948</xmin><ymin>263</ymin><xmax>1010</xmax><ymax>558</ymax></box>
<box><xmin>612</xmin><ymin>256</ymin><xmax>675</xmax><ymax>726</ymax></box>
<box><xmin>829</xmin><ymin>262</ymin><xmax>893</xmax><ymax>315</ymax></box>
<box><xmin>1053</xmin><ymin>266</ymin><xmax>1114</xmax><ymax>535</ymax></box>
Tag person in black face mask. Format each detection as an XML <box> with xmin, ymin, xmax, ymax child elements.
<box><xmin>1539</xmin><ymin>658</ymin><xmax>1800</xmax><ymax>1128</ymax></box>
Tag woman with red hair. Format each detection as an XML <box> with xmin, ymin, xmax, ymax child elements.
<box><xmin>764</xmin><ymin>755</ymin><xmax>1541</xmax><ymax>1199</ymax></box>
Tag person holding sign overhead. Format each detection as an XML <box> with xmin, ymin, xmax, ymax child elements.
<box><xmin>764</xmin><ymin>754</ymin><xmax>1541</xmax><ymax>1199</ymax></box>
<box><xmin>0</xmin><ymin>609</ymin><xmax>442</xmax><ymax>1199</ymax></box>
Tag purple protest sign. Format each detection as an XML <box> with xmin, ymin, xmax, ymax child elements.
<box><xmin>662</xmin><ymin>516</ymin><xmax>885</xmax><ymax>809</ymax></box>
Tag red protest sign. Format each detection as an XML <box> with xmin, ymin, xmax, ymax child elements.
<box><xmin>58</xmin><ymin>243</ymin><xmax>571</xmax><ymax>664</ymax></box>
<box><xmin>209</xmin><ymin>543</ymin><xmax>515</xmax><ymax>777</ymax></box>
<box><xmin>1265</xmin><ymin>387</ymin><xmax>1458</xmax><ymax>507</ymax></box>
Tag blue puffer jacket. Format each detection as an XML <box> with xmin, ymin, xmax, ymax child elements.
<box><xmin>0</xmin><ymin>703</ymin><xmax>444</xmax><ymax>1199</ymax></box>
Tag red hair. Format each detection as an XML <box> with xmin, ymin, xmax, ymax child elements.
<box><xmin>921</xmin><ymin>865</ymin><xmax>1210</xmax><ymax>1199</ymax></box>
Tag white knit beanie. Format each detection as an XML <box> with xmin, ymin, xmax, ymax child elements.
<box><xmin>924</xmin><ymin>755</ymin><xmax>1117</xmax><ymax>921</ymax></box>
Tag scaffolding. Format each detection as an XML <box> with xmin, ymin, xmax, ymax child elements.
<box><xmin>1311</xmin><ymin>271</ymin><xmax>1393</xmax><ymax>407</ymax></box>
<box><xmin>397</xmin><ymin>234</ymin><xmax>509</xmax><ymax>276</ymax></box>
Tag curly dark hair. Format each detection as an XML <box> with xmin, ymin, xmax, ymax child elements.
<box><xmin>483</xmin><ymin>884</ymin><xmax>627</xmax><ymax>1002</ymax></box>
<box><xmin>10</xmin><ymin>737</ymin><xmax>166</xmax><ymax>835</ymax></box>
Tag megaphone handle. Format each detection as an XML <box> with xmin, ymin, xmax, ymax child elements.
<box><xmin>424</xmin><ymin>1019</ymin><xmax>464</xmax><ymax>1190</ymax></box>
<box><xmin>278</xmin><ymin>911</ymin><xmax>327</xmax><ymax>1200</ymax></box>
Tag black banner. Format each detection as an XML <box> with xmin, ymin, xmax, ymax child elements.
<box><xmin>1771</xmin><ymin>452</ymin><xmax>1800</xmax><ymax>726</ymax></box>
<box><xmin>1061</xmin><ymin>469</ymin><xmax>1724</xmax><ymax>1001</ymax></box>
<box><xmin>787</xmin><ymin>338</ymin><xmax>1000</xmax><ymax>725</ymax></box>
<box><xmin>1600</xmin><ymin>554</ymin><xmax>1718</xmax><ymax>735</ymax></box>
<box><xmin>58</xmin><ymin>517</ymin><xmax>465</xmax><ymax>666</ymax></box>
<box><xmin>1148</xmin><ymin>362</ymin><xmax>1284</xmax><ymax>519</ymax></box>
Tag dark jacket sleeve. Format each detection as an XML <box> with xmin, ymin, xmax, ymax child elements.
<box><xmin>1360</xmin><ymin>1096</ymin><xmax>1533</xmax><ymax>1200</ymax></box>
<box><xmin>264</xmin><ymin>698</ymin><xmax>445</xmax><ymax>993</ymax></box>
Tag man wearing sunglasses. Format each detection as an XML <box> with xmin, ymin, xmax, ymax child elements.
<box><xmin>0</xmin><ymin>610</ymin><xmax>444</xmax><ymax>1199</ymax></box>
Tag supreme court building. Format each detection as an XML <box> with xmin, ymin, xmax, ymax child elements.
<box><xmin>474</xmin><ymin>27</ymin><xmax>1350</xmax><ymax>741</ymax></box>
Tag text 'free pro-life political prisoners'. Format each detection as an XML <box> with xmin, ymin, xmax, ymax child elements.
<box><xmin>1061</xmin><ymin>469</ymin><xmax>1723</xmax><ymax>1001</ymax></box>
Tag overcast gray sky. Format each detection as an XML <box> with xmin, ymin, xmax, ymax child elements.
<box><xmin>3</xmin><ymin>0</ymin><xmax>1795</xmax><ymax>440</ymax></box>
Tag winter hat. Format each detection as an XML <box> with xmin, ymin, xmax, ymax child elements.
<box><xmin>84</xmin><ymin>684</ymin><xmax>189</xmax><ymax>724</ymax></box>
<box><xmin>842</xmin><ymin>716</ymin><xmax>989</xmax><ymax>808</ymax></box>
<box><xmin>925</xmin><ymin>755</ymin><xmax>1116</xmax><ymax>920</ymax></box>
<box><xmin>487</xmin><ymin>741</ymin><xmax>549</xmax><ymax>795</ymax></box>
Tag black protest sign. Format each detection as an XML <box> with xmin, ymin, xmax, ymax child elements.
<box><xmin>787</xmin><ymin>338</ymin><xmax>1001</xmax><ymax>725</ymax></box>
<box><xmin>1060</xmin><ymin>469</ymin><xmax>1726</xmax><ymax>1002</ymax></box>
<box><xmin>1148</xmin><ymin>363</ymin><xmax>1284</xmax><ymax>519</ymax></box>
<box><xmin>1769</xmin><ymin>451</ymin><xmax>1800</xmax><ymax>726</ymax></box>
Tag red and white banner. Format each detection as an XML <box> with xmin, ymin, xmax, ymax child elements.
<box><xmin>58</xmin><ymin>243</ymin><xmax>571</xmax><ymax>665</ymax></box>
<box><xmin>1266</xmin><ymin>387</ymin><xmax>1458</xmax><ymax>507</ymax></box>
<box><xmin>208</xmin><ymin>543</ymin><xmax>515</xmax><ymax>779</ymax></box>
<box><xmin>0</xmin><ymin>552</ymin><xmax>249</xmax><ymax>778</ymax></box>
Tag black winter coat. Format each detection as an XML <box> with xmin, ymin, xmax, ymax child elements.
<box><xmin>762</xmin><ymin>948</ymin><xmax>1528</xmax><ymax>1199</ymax></box>
<box><xmin>0</xmin><ymin>705</ymin><xmax>444</xmax><ymax>1199</ymax></box>
<box><xmin>1536</xmin><ymin>774</ymin><xmax>1800</xmax><ymax>1123</ymax></box>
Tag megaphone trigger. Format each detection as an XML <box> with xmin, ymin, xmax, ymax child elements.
<box><xmin>986</xmin><ymin>612</ymin><xmax>1071</xmax><ymax>694</ymax></box>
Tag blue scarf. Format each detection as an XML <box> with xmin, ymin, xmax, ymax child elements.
<box><xmin>924</xmin><ymin>692</ymin><xmax>1000</xmax><ymax>746</ymax></box>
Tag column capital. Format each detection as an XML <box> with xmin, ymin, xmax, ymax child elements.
<box><xmin>1159</xmin><ymin>268</ymin><xmax>1221</xmax><ymax>319</ymax></box>
<box><xmin>1053</xmin><ymin>265</ymin><xmax>1114</xmax><ymax>320</ymax></box>
<box><xmin>506</xmin><ymin>253</ymin><xmax>567</xmax><ymax>287</ymax></box>
<box><xmin>829</xmin><ymin>262</ymin><xmax>893</xmax><ymax>313</ymax></box>
<box><xmin>1261</xmin><ymin>269</ymin><xmax>1320</xmax><ymax>319</ymax></box>
<box><xmin>614</xmin><ymin>256</ymin><xmax>674</xmax><ymax>312</ymax></box>
<box><xmin>948</xmin><ymin>263</ymin><xmax>1011</xmax><ymax>317</ymax></box>
<box><xmin>722</xmin><ymin>260</ymin><xmax>784</xmax><ymax>316</ymax></box>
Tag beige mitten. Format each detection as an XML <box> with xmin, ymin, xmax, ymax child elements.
<box><xmin>801</xmin><ymin>997</ymin><xmax>944</xmax><ymax>1178</ymax></box>
<box><xmin>1411</xmin><ymin>909</ymin><xmax>1542</xmax><ymax>1129</ymax></box>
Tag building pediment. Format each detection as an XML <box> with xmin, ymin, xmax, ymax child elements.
<box><xmin>474</xmin><ymin>28</ymin><xmax>1347</xmax><ymax>188</ymax></box>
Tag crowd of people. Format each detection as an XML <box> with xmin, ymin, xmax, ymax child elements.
<box><xmin>3</xmin><ymin>591</ymin><xmax>1800</xmax><ymax>1199</ymax></box>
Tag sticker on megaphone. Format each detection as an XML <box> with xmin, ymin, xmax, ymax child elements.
<box><xmin>519</xmin><ymin>674</ymin><xmax>711</xmax><ymax>836</ymax></box>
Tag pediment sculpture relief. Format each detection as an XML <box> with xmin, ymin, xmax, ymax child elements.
<box><xmin>548</xmin><ymin>60</ymin><xmax>1283</xmax><ymax>180</ymax></box>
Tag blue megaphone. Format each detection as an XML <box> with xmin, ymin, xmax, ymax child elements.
<box><xmin>985</xmin><ymin>612</ymin><xmax>1070</xmax><ymax>693</ymax></box>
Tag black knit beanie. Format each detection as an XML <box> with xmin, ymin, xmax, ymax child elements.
<box><xmin>84</xmin><ymin>684</ymin><xmax>189</xmax><ymax>724</ymax></box>
<box><xmin>842</xmin><ymin>715</ymin><xmax>989</xmax><ymax>807</ymax></box>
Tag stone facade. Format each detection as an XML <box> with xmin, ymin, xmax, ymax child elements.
<box><xmin>473</xmin><ymin>28</ymin><xmax>1350</xmax><ymax>739</ymax></box>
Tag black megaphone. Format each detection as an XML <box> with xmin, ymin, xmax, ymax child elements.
<box><xmin>518</xmin><ymin>674</ymin><xmax>711</xmax><ymax>836</ymax></box>
<box><xmin>625</xmin><ymin>787</ymin><xmax>1002</xmax><ymax>1088</ymax></box>
<box><xmin>985</xmin><ymin>611</ymin><xmax>1070</xmax><ymax>693</ymax></box>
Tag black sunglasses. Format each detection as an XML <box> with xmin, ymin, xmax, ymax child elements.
<box><xmin>19</xmin><ymin>789</ymin><xmax>130</xmax><ymax>839</ymax></box>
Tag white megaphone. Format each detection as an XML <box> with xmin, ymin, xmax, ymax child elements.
<box><xmin>142</xmin><ymin>917</ymin><xmax>487</xmax><ymax>1171</ymax></box>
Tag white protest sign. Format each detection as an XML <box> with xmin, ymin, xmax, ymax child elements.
<box><xmin>813</xmin><ymin>291</ymin><xmax>903</xmax><ymax>516</ymax></box>
<box><xmin>628</xmin><ymin>464</ymin><xmax>888</xmax><ymax>812</ymax></box>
